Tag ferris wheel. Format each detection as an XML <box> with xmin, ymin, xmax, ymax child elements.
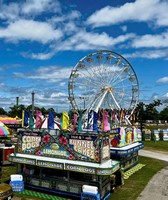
<box><xmin>68</xmin><ymin>50</ymin><xmax>139</xmax><ymax>123</ymax></box>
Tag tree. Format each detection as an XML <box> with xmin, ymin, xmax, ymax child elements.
<box><xmin>159</xmin><ymin>106</ymin><xmax>168</xmax><ymax>121</ymax></box>
<box><xmin>0</xmin><ymin>107</ymin><xmax>8</xmax><ymax>115</ymax></box>
<box><xmin>135</xmin><ymin>102</ymin><xmax>146</xmax><ymax>133</ymax></box>
<box><xmin>145</xmin><ymin>100</ymin><xmax>162</xmax><ymax>121</ymax></box>
<box><xmin>8</xmin><ymin>104</ymin><xmax>26</xmax><ymax>118</ymax></box>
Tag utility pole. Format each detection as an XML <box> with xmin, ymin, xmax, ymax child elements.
<box><xmin>16</xmin><ymin>96</ymin><xmax>19</xmax><ymax>107</ymax></box>
<box><xmin>32</xmin><ymin>91</ymin><xmax>35</xmax><ymax>115</ymax></box>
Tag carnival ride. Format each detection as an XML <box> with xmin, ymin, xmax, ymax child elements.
<box><xmin>68</xmin><ymin>50</ymin><xmax>139</xmax><ymax>126</ymax></box>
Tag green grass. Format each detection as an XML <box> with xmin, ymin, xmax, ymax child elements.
<box><xmin>143</xmin><ymin>141</ymin><xmax>168</xmax><ymax>153</ymax></box>
<box><xmin>0</xmin><ymin>165</ymin><xmax>16</xmax><ymax>183</ymax></box>
<box><xmin>109</xmin><ymin>156</ymin><xmax>167</xmax><ymax>200</ymax></box>
<box><xmin>146</xmin><ymin>124</ymin><xmax>168</xmax><ymax>130</ymax></box>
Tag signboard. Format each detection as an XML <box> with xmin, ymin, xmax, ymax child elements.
<box><xmin>16</xmin><ymin>129</ymin><xmax>110</xmax><ymax>163</ymax></box>
<box><xmin>8</xmin><ymin>156</ymin><xmax>36</xmax><ymax>165</ymax></box>
<box><xmin>9</xmin><ymin>153</ymin><xmax>120</xmax><ymax>176</ymax></box>
<box><xmin>36</xmin><ymin>160</ymin><xmax>64</xmax><ymax>169</ymax></box>
<box><xmin>65</xmin><ymin>164</ymin><xmax>96</xmax><ymax>174</ymax></box>
<box><xmin>110</xmin><ymin>127</ymin><xmax>138</xmax><ymax>147</ymax></box>
<box><xmin>5</xmin><ymin>123</ymin><xmax>22</xmax><ymax>129</ymax></box>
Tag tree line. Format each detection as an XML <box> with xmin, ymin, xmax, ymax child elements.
<box><xmin>0</xmin><ymin>99</ymin><xmax>167</xmax><ymax>122</ymax></box>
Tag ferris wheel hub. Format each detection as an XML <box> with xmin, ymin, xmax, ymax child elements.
<box><xmin>101</xmin><ymin>87</ymin><xmax>114</xmax><ymax>92</ymax></box>
<box><xmin>106</xmin><ymin>87</ymin><xmax>114</xmax><ymax>91</ymax></box>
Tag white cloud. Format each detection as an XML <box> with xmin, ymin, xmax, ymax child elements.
<box><xmin>23</xmin><ymin>30</ymin><xmax>135</xmax><ymax>60</ymax></box>
<box><xmin>163</xmin><ymin>93</ymin><xmax>168</xmax><ymax>98</ymax></box>
<box><xmin>0</xmin><ymin>0</ymin><xmax>61</xmax><ymax>21</ymax></box>
<box><xmin>121</xmin><ymin>25</ymin><xmax>127</xmax><ymax>32</ymax></box>
<box><xmin>59</xmin><ymin>30</ymin><xmax>135</xmax><ymax>50</ymax></box>
<box><xmin>21</xmin><ymin>0</ymin><xmax>61</xmax><ymax>15</ymax></box>
<box><xmin>0</xmin><ymin>19</ymin><xmax>62</xmax><ymax>44</ymax></box>
<box><xmin>14</xmin><ymin>66</ymin><xmax>72</xmax><ymax>83</ymax></box>
<box><xmin>123</xmin><ymin>49</ymin><xmax>168</xmax><ymax>59</ymax></box>
<box><xmin>132</xmin><ymin>31</ymin><xmax>168</xmax><ymax>48</ymax></box>
<box><xmin>156</xmin><ymin>77</ymin><xmax>168</xmax><ymax>83</ymax></box>
<box><xmin>86</xmin><ymin>0</ymin><xmax>168</xmax><ymax>28</ymax></box>
<box><xmin>27</xmin><ymin>52</ymin><xmax>55</xmax><ymax>60</ymax></box>
<box><xmin>51</xmin><ymin>92</ymin><xmax>66</xmax><ymax>98</ymax></box>
<box><xmin>0</xmin><ymin>2</ymin><xmax>19</xmax><ymax>21</ymax></box>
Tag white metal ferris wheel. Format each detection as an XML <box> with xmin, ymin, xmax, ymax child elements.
<box><xmin>68</xmin><ymin>50</ymin><xmax>139</xmax><ymax>124</ymax></box>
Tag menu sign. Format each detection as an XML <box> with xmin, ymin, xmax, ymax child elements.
<box><xmin>17</xmin><ymin>129</ymin><xmax>110</xmax><ymax>163</ymax></box>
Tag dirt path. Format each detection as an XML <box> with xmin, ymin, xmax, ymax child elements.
<box><xmin>139</xmin><ymin>149</ymin><xmax>168</xmax><ymax>162</ymax></box>
<box><xmin>137</xmin><ymin>150</ymin><xmax>168</xmax><ymax>200</ymax></box>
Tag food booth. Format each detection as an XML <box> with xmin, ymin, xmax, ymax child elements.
<box><xmin>109</xmin><ymin>127</ymin><xmax>144</xmax><ymax>171</ymax></box>
<box><xmin>9</xmin><ymin>128</ymin><xmax>121</xmax><ymax>200</ymax></box>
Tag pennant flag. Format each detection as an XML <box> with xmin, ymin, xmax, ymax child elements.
<box><xmin>93</xmin><ymin>111</ymin><xmax>99</xmax><ymax>132</ymax></box>
<box><xmin>77</xmin><ymin>110</ymin><xmax>82</xmax><ymax>132</ymax></box>
<box><xmin>72</xmin><ymin>113</ymin><xmax>78</xmax><ymax>132</ymax></box>
<box><xmin>109</xmin><ymin>111</ymin><xmax>113</xmax><ymax>129</ymax></box>
<box><xmin>29</xmin><ymin>112</ymin><xmax>34</xmax><ymax>129</ymax></box>
<box><xmin>48</xmin><ymin>111</ymin><xmax>54</xmax><ymax>129</ymax></box>
<box><xmin>102</xmin><ymin>110</ymin><xmax>110</xmax><ymax>132</ymax></box>
<box><xmin>61</xmin><ymin>112</ymin><xmax>69</xmax><ymax>130</ymax></box>
<box><xmin>22</xmin><ymin>110</ymin><xmax>29</xmax><ymax>127</ymax></box>
<box><xmin>136</xmin><ymin>110</ymin><xmax>139</xmax><ymax>121</ymax></box>
<box><xmin>35</xmin><ymin>110</ymin><xmax>42</xmax><ymax>128</ymax></box>
<box><xmin>87</xmin><ymin>111</ymin><xmax>92</xmax><ymax>129</ymax></box>
<box><xmin>120</xmin><ymin>109</ymin><xmax>123</xmax><ymax>122</ymax></box>
<box><xmin>111</xmin><ymin>110</ymin><xmax>116</xmax><ymax>121</ymax></box>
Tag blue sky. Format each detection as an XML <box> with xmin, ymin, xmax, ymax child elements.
<box><xmin>0</xmin><ymin>0</ymin><xmax>168</xmax><ymax>112</ymax></box>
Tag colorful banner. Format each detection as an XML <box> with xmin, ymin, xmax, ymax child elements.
<box><xmin>17</xmin><ymin>129</ymin><xmax>110</xmax><ymax>163</ymax></box>
<box><xmin>61</xmin><ymin>112</ymin><xmax>69</xmax><ymax>130</ymax></box>
<box><xmin>110</xmin><ymin>127</ymin><xmax>138</xmax><ymax>147</ymax></box>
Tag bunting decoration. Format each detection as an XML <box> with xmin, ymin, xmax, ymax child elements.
<box><xmin>102</xmin><ymin>110</ymin><xmax>110</xmax><ymax>132</ymax></box>
<box><xmin>87</xmin><ymin>111</ymin><xmax>92</xmax><ymax>130</ymax></box>
<box><xmin>72</xmin><ymin>113</ymin><xmax>78</xmax><ymax>132</ymax></box>
<box><xmin>61</xmin><ymin>112</ymin><xmax>69</xmax><ymax>130</ymax></box>
<box><xmin>29</xmin><ymin>112</ymin><xmax>34</xmax><ymax>129</ymax></box>
<box><xmin>48</xmin><ymin>111</ymin><xmax>54</xmax><ymax>129</ymax></box>
<box><xmin>93</xmin><ymin>111</ymin><xmax>99</xmax><ymax>132</ymax></box>
<box><xmin>35</xmin><ymin>110</ymin><xmax>42</xmax><ymax>128</ymax></box>
<box><xmin>77</xmin><ymin>110</ymin><xmax>82</xmax><ymax>132</ymax></box>
<box><xmin>22</xmin><ymin>110</ymin><xmax>29</xmax><ymax>127</ymax></box>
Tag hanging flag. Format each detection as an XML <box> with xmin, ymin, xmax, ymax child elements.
<box><xmin>22</xmin><ymin>110</ymin><xmax>29</xmax><ymax>127</ymax></box>
<box><xmin>77</xmin><ymin>110</ymin><xmax>82</xmax><ymax>132</ymax></box>
<box><xmin>29</xmin><ymin>112</ymin><xmax>34</xmax><ymax>129</ymax></box>
<box><xmin>102</xmin><ymin>110</ymin><xmax>110</xmax><ymax>132</ymax></box>
<box><xmin>72</xmin><ymin>113</ymin><xmax>78</xmax><ymax>132</ymax></box>
<box><xmin>135</xmin><ymin>110</ymin><xmax>139</xmax><ymax>121</ymax></box>
<box><xmin>93</xmin><ymin>111</ymin><xmax>99</xmax><ymax>132</ymax></box>
<box><xmin>61</xmin><ymin>112</ymin><xmax>69</xmax><ymax>130</ymax></box>
<box><xmin>48</xmin><ymin>111</ymin><xmax>54</xmax><ymax>129</ymax></box>
<box><xmin>109</xmin><ymin>111</ymin><xmax>113</xmax><ymax>129</ymax></box>
<box><xmin>87</xmin><ymin>111</ymin><xmax>92</xmax><ymax>129</ymax></box>
<box><xmin>120</xmin><ymin>109</ymin><xmax>123</xmax><ymax>123</ymax></box>
<box><xmin>111</xmin><ymin>110</ymin><xmax>116</xmax><ymax>121</ymax></box>
<box><xmin>35</xmin><ymin>110</ymin><xmax>42</xmax><ymax>128</ymax></box>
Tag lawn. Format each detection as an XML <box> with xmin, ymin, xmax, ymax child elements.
<box><xmin>143</xmin><ymin>140</ymin><xmax>168</xmax><ymax>153</ymax></box>
<box><xmin>109</xmin><ymin>156</ymin><xmax>167</xmax><ymax>200</ymax></box>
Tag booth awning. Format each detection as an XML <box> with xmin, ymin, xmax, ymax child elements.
<box><xmin>0</xmin><ymin>122</ymin><xmax>10</xmax><ymax>136</ymax></box>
